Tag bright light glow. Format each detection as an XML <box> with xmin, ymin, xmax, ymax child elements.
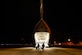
<box><xmin>58</xmin><ymin>43</ymin><xmax>61</xmax><ymax>45</ymax></box>
<box><xmin>34</xmin><ymin>32</ymin><xmax>50</xmax><ymax>47</ymax></box>
<box><xmin>68</xmin><ymin>39</ymin><xmax>71</xmax><ymax>41</ymax></box>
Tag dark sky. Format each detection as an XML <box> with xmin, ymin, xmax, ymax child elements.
<box><xmin>3</xmin><ymin>0</ymin><xmax>82</xmax><ymax>43</ymax></box>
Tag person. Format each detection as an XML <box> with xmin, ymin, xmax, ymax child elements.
<box><xmin>36</xmin><ymin>43</ymin><xmax>39</xmax><ymax>51</ymax></box>
<box><xmin>41</xmin><ymin>43</ymin><xmax>45</xmax><ymax>51</ymax></box>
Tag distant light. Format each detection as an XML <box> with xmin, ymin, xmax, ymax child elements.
<box><xmin>1</xmin><ymin>44</ymin><xmax>4</xmax><ymax>45</ymax></box>
<box><xmin>68</xmin><ymin>39</ymin><xmax>71</xmax><ymax>41</ymax></box>
<box><xmin>58</xmin><ymin>43</ymin><xmax>61</xmax><ymax>45</ymax></box>
<box><xmin>54</xmin><ymin>41</ymin><xmax>56</xmax><ymax>44</ymax></box>
<box><xmin>6</xmin><ymin>44</ymin><xmax>9</xmax><ymax>45</ymax></box>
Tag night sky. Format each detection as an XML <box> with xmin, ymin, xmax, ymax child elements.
<box><xmin>3</xmin><ymin>0</ymin><xmax>82</xmax><ymax>44</ymax></box>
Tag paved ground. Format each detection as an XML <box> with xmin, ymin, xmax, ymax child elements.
<box><xmin>0</xmin><ymin>47</ymin><xmax>82</xmax><ymax>55</ymax></box>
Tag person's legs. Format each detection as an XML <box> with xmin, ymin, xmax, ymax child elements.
<box><xmin>36</xmin><ymin>47</ymin><xmax>37</xmax><ymax>50</ymax></box>
<box><xmin>38</xmin><ymin>47</ymin><xmax>40</xmax><ymax>51</ymax></box>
